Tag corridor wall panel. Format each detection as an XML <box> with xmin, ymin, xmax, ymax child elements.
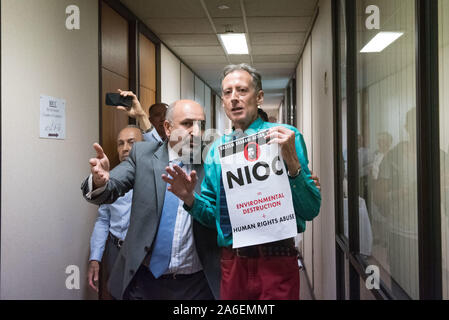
<box><xmin>139</xmin><ymin>34</ymin><xmax>156</xmax><ymax>116</ymax></box>
<box><xmin>194</xmin><ymin>76</ymin><xmax>205</xmax><ymax>108</ymax></box>
<box><xmin>160</xmin><ymin>44</ymin><xmax>181</xmax><ymax>105</ymax></box>
<box><xmin>215</xmin><ymin>94</ymin><xmax>231</xmax><ymax>134</ymax></box>
<box><xmin>301</xmin><ymin>37</ymin><xmax>314</xmax><ymax>291</ymax></box>
<box><xmin>204</xmin><ymin>86</ymin><xmax>212</xmax><ymax>130</ymax></box>
<box><xmin>101</xmin><ymin>2</ymin><xmax>129</xmax><ymax>168</ymax></box>
<box><xmin>139</xmin><ymin>34</ymin><xmax>156</xmax><ymax>93</ymax></box>
<box><xmin>181</xmin><ymin>63</ymin><xmax>195</xmax><ymax>101</ymax></box>
<box><xmin>302</xmin><ymin>40</ymin><xmax>313</xmax><ymax>164</ymax></box>
<box><xmin>101</xmin><ymin>3</ymin><xmax>129</xmax><ymax>78</ymax></box>
<box><xmin>296</xmin><ymin>60</ymin><xmax>304</xmax><ymax>134</ymax></box>
<box><xmin>101</xmin><ymin>69</ymin><xmax>129</xmax><ymax>167</ymax></box>
<box><xmin>311</xmin><ymin>0</ymin><xmax>336</xmax><ymax>300</ymax></box>
<box><xmin>1</xmin><ymin>0</ymin><xmax>99</xmax><ymax>299</ymax></box>
<box><xmin>294</xmin><ymin>0</ymin><xmax>336</xmax><ymax>300</ymax></box>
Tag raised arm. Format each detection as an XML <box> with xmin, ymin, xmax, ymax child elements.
<box><xmin>89</xmin><ymin>143</ymin><xmax>110</xmax><ymax>189</ymax></box>
<box><xmin>81</xmin><ymin>142</ymin><xmax>137</xmax><ymax>205</ymax></box>
<box><xmin>116</xmin><ymin>89</ymin><xmax>151</xmax><ymax>132</ymax></box>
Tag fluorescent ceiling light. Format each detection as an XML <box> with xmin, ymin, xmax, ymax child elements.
<box><xmin>360</xmin><ymin>32</ymin><xmax>404</xmax><ymax>53</ymax></box>
<box><xmin>218</xmin><ymin>33</ymin><xmax>249</xmax><ymax>55</ymax></box>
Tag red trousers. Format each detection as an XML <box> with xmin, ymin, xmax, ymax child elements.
<box><xmin>220</xmin><ymin>247</ymin><xmax>300</xmax><ymax>300</ymax></box>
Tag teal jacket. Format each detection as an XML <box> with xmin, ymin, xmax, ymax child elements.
<box><xmin>185</xmin><ymin>117</ymin><xmax>322</xmax><ymax>248</ymax></box>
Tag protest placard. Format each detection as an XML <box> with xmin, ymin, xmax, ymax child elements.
<box><xmin>219</xmin><ymin>130</ymin><xmax>297</xmax><ymax>248</ymax></box>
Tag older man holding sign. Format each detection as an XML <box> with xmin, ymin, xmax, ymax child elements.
<box><xmin>163</xmin><ymin>64</ymin><xmax>321</xmax><ymax>300</ymax></box>
<box><xmin>218</xmin><ymin>129</ymin><xmax>297</xmax><ymax>248</ymax></box>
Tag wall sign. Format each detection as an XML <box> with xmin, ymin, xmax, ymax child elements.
<box><xmin>40</xmin><ymin>95</ymin><xmax>66</xmax><ymax>140</ymax></box>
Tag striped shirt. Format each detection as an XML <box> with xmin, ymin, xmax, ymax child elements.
<box><xmin>165</xmin><ymin>145</ymin><xmax>202</xmax><ymax>275</ymax></box>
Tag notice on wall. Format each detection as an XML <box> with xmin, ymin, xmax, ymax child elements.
<box><xmin>218</xmin><ymin>130</ymin><xmax>297</xmax><ymax>248</ymax></box>
<box><xmin>40</xmin><ymin>95</ymin><xmax>66</xmax><ymax>140</ymax></box>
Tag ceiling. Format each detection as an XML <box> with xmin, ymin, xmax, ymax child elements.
<box><xmin>120</xmin><ymin>0</ymin><xmax>318</xmax><ymax>111</ymax></box>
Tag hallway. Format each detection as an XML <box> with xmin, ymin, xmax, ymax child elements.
<box><xmin>0</xmin><ymin>0</ymin><xmax>448</xmax><ymax>300</ymax></box>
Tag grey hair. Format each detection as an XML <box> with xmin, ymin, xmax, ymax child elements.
<box><xmin>125</xmin><ymin>124</ymin><xmax>143</xmax><ymax>133</ymax></box>
<box><xmin>222</xmin><ymin>63</ymin><xmax>263</xmax><ymax>93</ymax></box>
<box><xmin>118</xmin><ymin>125</ymin><xmax>144</xmax><ymax>139</ymax></box>
<box><xmin>165</xmin><ymin>102</ymin><xmax>177</xmax><ymax>123</ymax></box>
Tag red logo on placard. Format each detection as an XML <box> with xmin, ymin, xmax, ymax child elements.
<box><xmin>244</xmin><ymin>142</ymin><xmax>260</xmax><ymax>162</ymax></box>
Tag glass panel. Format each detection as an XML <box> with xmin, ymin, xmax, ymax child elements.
<box><xmin>439</xmin><ymin>0</ymin><xmax>449</xmax><ymax>300</ymax></box>
<box><xmin>339</xmin><ymin>0</ymin><xmax>349</xmax><ymax>240</ymax></box>
<box><xmin>356</xmin><ymin>0</ymin><xmax>418</xmax><ymax>299</ymax></box>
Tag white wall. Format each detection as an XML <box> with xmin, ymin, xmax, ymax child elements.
<box><xmin>180</xmin><ymin>63</ymin><xmax>195</xmax><ymax>101</ymax></box>
<box><xmin>194</xmin><ymin>76</ymin><xmax>205</xmax><ymax>107</ymax></box>
<box><xmin>302</xmin><ymin>40</ymin><xmax>313</xmax><ymax>163</ymax></box>
<box><xmin>215</xmin><ymin>94</ymin><xmax>231</xmax><ymax>134</ymax></box>
<box><xmin>301</xmin><ymin>35</ymin><xmax>314</xmax><ymax>291</ymax></box>
<box><xmin>310</xmin><ymin>0</ymin><xmax>336</xmax><ymax>300</ymax></box>
<box><xmin>161</xmin><ymin>46</ymin><xmax>213</xmax><ymax>131</ymax></box>
<box><xmin>296</xmin><ymin>59</ymin><xmax>304</xmax><ymax>133</ymax></box>
<box><xmin>204</xmin><ymin>86</ymin><xmax>212</xmax><ymax>130</ymax></box>
<box><xmin>1</xmin><ymin>0</ymin><xmax>99</xmax><ymax>299</ymax></box>
<box><xmin>295</xmin><ymin>0</ymin><xmax>336</xmax><ymax>300</ymax></box>
<box><xmin>278</xmin><ymin>102</ymin><xmax>284</xmax><ymax>124</ymax></box>
<box><xmin>160</xmin><ymin>44</ymin><xmax>181</xmax><ymax>105</ymax></box>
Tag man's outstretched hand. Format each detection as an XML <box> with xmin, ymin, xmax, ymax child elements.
<box><xmin>162</xmin><ymin>165</ymin><xmax>197</xmax><ymax>207</ymax></box>
<box><xmin>89</xmin><ymin>143</ymin><xmax>110</xmax><ymax>189</ymax></box>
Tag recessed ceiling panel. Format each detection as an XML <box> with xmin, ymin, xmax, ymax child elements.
<box><xmin>212</xmin><ymin>18</ymin><xmax>245</xmax><ymax>33</ymax></box>
<box><xmin>205</xmin><ymin>0</ymin><xmax>242</xmax><ymax>18</ymax></box>
<box><xmin>247</xmin><ymin>17</ymin><xmax>311</xmax><ymax>33</ymax></box>
<box><xmin>171</xmin><ymin>46</ymin><xmax>225</xmax><ymax>56</ymax></box>
<box><xmin>250</xmin><ymin>32</ymin><xmax>305</xmax><ymax>46</ymax></box>
<box><xmin>252</xmin><ymin>54</ymin><xmax>299</xmax><ymax>63</ymax></box>
<box><xmin>161</xmin><ymin>34</ymin><xmax>220</xmax><ymax>47</ymax></box>
<box><xmin>253</xmin><ymin>62</ymin><xmax>297</xmax><ymax>69</ymax></box>
<box><xmin>144</xmin><ymin>18</ymin><xmax>213</xmax><ymax>34</ymax></box>
<box><xmin>119</xmin><ymin>0</ymin><xmax>318</xmax><ymax>111</ymax></box>
<box><xmin>252</xmin><ymin>45</ymin><xmax>302</xmax><ymax>55</ymax></box>
<box><xmin>244</xmin><ymin>0</ymin><xmax>317</xmax><ymax>17</ymax></box>
<box><xmin>229</xmin><ymin>55</ymin><xmax>252</xmax><ymax>64</ymax></box>
<box><xmin>182</xmin><ymin>55</ymin><xmax>228</xmax><ymax>64</ymax></box>
<box><xmin>121</xmin><ymin>0</ymin><xmax>205</xmax><ymax>19</ymax></box>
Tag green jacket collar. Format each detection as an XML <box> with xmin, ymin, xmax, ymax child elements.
<box><xmin>232</xmin><ymin>117</ymin><xmax>265</xmax><ymax>137</ymax></box>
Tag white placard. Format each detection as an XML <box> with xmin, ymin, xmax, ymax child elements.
<box><xmin>40</xmin><ymin>95</ymin><xmax>66</xmax><ymax>139</ymax></box>
<box><xmin>219</xmin><ymin>130</ymin><xmax>297</xmax><ymax>248</ymax></box>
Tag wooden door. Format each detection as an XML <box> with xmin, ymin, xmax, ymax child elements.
<box><xmin>101</xmin><ymin>2</ymin><xmax>129</xmax><ymax>169</ymax></box>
